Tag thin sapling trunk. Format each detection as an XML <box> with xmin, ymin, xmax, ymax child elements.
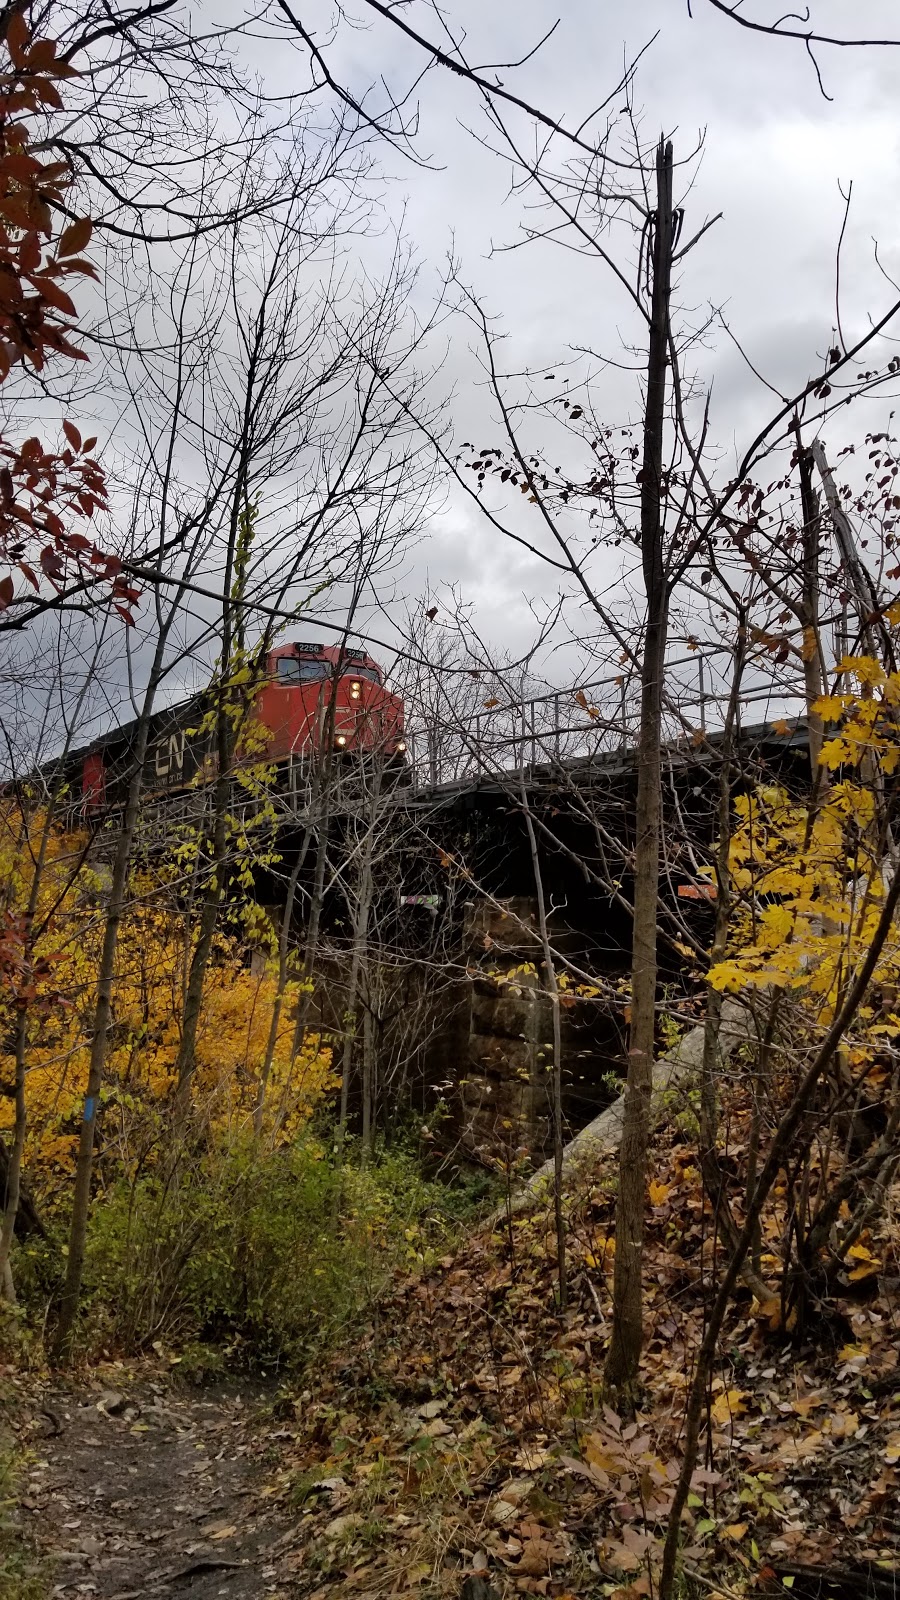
<box><xmin>605</xmin><ymin>138</ymin><xmax>675</xmax><ymax>1400</ymax></box>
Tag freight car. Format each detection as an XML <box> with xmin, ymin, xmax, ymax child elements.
<box><xmin>65</xmin><ymin>639</ymin><xmax>406</xmax><ymax>816</ymax></box>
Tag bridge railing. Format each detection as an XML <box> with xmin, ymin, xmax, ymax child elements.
<box><xmin>404</xmin><ymin>646</ymin><xmax>811</xmax><ymax>790</ymax></box>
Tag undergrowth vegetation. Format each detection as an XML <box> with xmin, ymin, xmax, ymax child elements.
<box><xmin>0</xmin><ymin>1435</ymin><xmax>45</xmax><ymax>1600</ymax></box>
<box><xmin>15</xmin><ymin>1138</ymin><xmax>489</xmax><ymax>1371</ymax></box>
<box><xmin>0</xmin><ymin>798</ymin><xmax>492</xmax><ymax>1368</ymax></box>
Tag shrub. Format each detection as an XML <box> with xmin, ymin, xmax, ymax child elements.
<box><xmin>55</xmin><ymin>1135</ymin><xmax>482</xmax><ymax>1369</ymax></box>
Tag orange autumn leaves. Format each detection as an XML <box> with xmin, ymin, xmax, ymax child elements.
<box><xmin>0</xmin><ymin>806</ymin><xmax>336</xmax><ymax>1202</ymax></box>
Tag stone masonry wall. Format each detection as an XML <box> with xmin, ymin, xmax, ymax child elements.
<box><xmin>458</xmin><ymin>898</ymin><xmax>554</xmax><ymax>1164</ymax></box>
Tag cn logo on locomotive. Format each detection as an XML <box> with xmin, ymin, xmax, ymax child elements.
<box><xmin>154</xmin><ymin>730</ymin><xmax>186</xmax><ymax>779</ymax></box>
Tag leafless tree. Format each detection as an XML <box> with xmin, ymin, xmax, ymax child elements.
<box><xmin>42</xmin><ymin>102</ymin><xmax>441</xmax><ymax>1350</ymax></box>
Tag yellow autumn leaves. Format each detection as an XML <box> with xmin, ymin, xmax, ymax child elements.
<box><xmin>708</xmin><ymin>657</ymin><xmax>900</xmax><ymax>1034</ymax></box>
<box><xmin>708</xmin><ymin>780</ymin><xmax>893</xmax><ymax>1010</ymax></box>
<box><xmin>0</xmin><ymin>805</ymin><xmax>336</xmax><ymax>1204</ymax></box>
<box><xmin>815</xmin><ymin>654</ymin><xmax>900</xmax><ymax>773</ymax></box>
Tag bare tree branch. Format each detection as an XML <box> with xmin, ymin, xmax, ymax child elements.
<box><xmin>699</xmin><ymin>0</ymin><xmax>900</xmax><ymax>48</ymax></box>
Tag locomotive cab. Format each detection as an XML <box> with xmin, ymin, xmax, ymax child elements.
<box><xmin>257</xmin><ymin>641</ymin><xmax>405</xmax><ymax>763</ymax></box>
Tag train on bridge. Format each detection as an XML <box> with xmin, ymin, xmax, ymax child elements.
<box><xmin>60</xmin><ymin>639</ymin><xmax>406</xmax><ymax>815</ymax></box>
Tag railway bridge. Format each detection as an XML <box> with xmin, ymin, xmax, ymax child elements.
<box><xmin>233</xmin><ymin>648</ymin><xmax>815</xmax><ymax>1161</ymax></box>
<box><xmin>79</xmin><ymin>647</ymin><xmax>815</xmax><ymax>1161</ymax></box>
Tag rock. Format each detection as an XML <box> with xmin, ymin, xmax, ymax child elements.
<box><xmin>502</xmin><ymin>996</ymin><xmax>752</xmax><ymax>1217</ymax></box>
<box><xmin>97</xmin><ymin>1391</ymin><xmax>126</xmax><ymax>1416</ymax></box>
<box><xmin>307</xmin><ymin>1477</ymin><xmax>351</xmax><ymax>1508</ymax></box>
<box><xmin>470</xmin><ymin>990</ymin><xmax>541</xmax><ymax>1041</ymax></box>
<box><xmin>468</xmin><ymin>1036</ymin><xmax>536</xmax><ymax>1078</ymax></box>
<box><xmin>35</xmin><ymin>1408</ymin><xmax>62</xmax><ymax>1437</ymax></box>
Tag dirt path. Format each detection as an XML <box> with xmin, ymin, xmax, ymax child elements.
<box><xmin>20</xmin><ymin>1374</ymin><xmax>300</xmax><ymax>1599</ymax></box>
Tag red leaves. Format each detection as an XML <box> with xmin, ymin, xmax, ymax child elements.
<box><xmin>57</xmin><ymin>218</ymin><xmax>92</xmax><ymax>258</ymax></box>
<box><xmin>0</xmin><ymin>22</ymin><xmax>133</xmax><ymax>625</ymax></box>
<box><xmin>5</xmin><ymin>11</ymin><xmax>30</xmax><ymax>67</ymax></box>
<box><xmin>17</xmin><ymin>228</ymin><xmax>40</xmax><ymax>271</ymax></box>
<box><xmin>28</xmin><ymin>37</ymin><xmax>60</xmax><ymax>72</ymax></box>
<box><xmin>0</xmin><ymin>909</ymin><xmax>68</xmax><ymax>1015</ymax></box>
<box><xmin>36</xmin><ymin>274</ymin><xmax>77</xmax><ymax>317</ymax></box>
<box><xmin>0</xmin><ymin>426</ymin><xmax>118</xmax><ymax>604</ymax></box>
<box><xmin>40</xmin><ymin>546</ymin><xmax>64</xmax><ymax>581</ymax></box>
<box><xmin>0</xmin><ymin>22</ymin><xmax>132</xmax><ymax>626</ymax></box>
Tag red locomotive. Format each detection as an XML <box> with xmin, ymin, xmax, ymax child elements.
<box><xmin>256</xmin><ymin>641</ymin><xmax>405</xmax><ymax>770</ymax></box>
<box><xmin>71</xmin><ymin>640</ymin><xmax>405</xmax><ymax>814</ymax></box>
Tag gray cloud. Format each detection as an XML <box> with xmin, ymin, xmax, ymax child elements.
<box><xmin>14</xmin><ymin>0</ymin><xmax>900</xmax><ymax>755</ymax></box>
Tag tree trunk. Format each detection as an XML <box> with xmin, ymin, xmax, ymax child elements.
<box><xmin>794</xmin><ymin>420</ymin><xmax>825</xmax><ymax>774</ymax></box>
<box><xmin>0</xmin><ymin>1138</ymin><xmax>44</xmax><ymax>1241</ymax></box>
<box><xmin>695</xmin><ymin>620</ymin><xmax>773</xmax><ymax>1303</ymax></box>
<box><xmin>520</xmin><ymin>783</ymin><xmax>566</xmax><ymax>1308</ymax></box>
<box><xmin>285</xmin><ymin>707</ymin><xmax>339</xmax><ymax>1086</ymax></box>
<box><xmin>699</xmin><ymin>619</ymin><xmax>745</xmax><ymax>1154</ymax></box>
<box><xmin>361</xmin><ymin>1000</ymin><xmax>375</xmax><ymax>1160</ymax></box>
<box><xmin>0</xmin><ymin>733</ymin><xmax>96</xmax><ymax>1293</ymax></box>
<box><xmin>270</xmin><ymin>788</ymin><xmax>333</xmax><ymax>1143</ymax></box>
<box><xmin>171</xmin><ymin>490</ymin><xmax>255</xmax><ymax>1129</ymax></box>
<box><xmin>605</xmin><ymin>137</ymin><xmax>674</xmax><ymax>1401</ymax></box>
<box><xmin>289</xmin><ymin>812</ymin><xmax>329</xmax><ymax>1053</ymax></box>
<box><xmin>171</xmin><ymin>764</ymin><xmax>230</xmax><ymax>1126</ymax></box>
<box><xmin>336</xmin><ymin>849</ymin><xmax>373</xmax><ymax>1161</ymax></box>
<box><xmin>253</xmin><ymin>829</ymin><xmax>312</xmax><ymax>1140</ymax></box>
<box><xmin>0</xmin><ymin>1006</ymin><xmax>30</xmax><ymax>1304</ymax></box>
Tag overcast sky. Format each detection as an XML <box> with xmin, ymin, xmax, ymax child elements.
<box><xmin>257</xmin><ymin>1</ymin><xmax>900</xmax><ymax>671</ymax></box>
<box><xmin>19</xmin><ymin>0</ymin><xmax>900</xmax><ymax>760</ymax></box>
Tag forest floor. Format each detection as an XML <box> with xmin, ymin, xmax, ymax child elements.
<box><xmin>8</xmin><ymin>1113</ymin><xmax>900</xmax><ymax>1600</ymax></box>
<box><xmin>221</xmin><ymin>1117</ymin><xmax>900</xmax><ymax>1600</ymax></box>
<box><xmin>9</xmin><ymin>1369</ymin><xmax>302</xmax><ymax>1599</ymax></box>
